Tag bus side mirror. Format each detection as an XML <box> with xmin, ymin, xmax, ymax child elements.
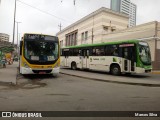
<box><xmin>20</xmin><ymin>41</ymin><xmax>23</xmax><ymax>55</ymax></box>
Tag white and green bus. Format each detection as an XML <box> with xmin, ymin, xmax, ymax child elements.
<box><xmin>60</xmin><ymin>40</ymin><xmax>152</xmax><ymax>75</ymax></box>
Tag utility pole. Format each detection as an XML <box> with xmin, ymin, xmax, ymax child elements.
<box><xmin>58</xmin><ymin>23</ymin><xmax>62</xmax><ymax>31</ymax></box>
<box><xmin>12</xmin><ymin>0</ymin><xmax>17</xmax><ymax>45</ymax></box>
<box><xmin>73</xmin><ymin>0</ymin><xmax>76</xmax><ymax>5</ymax></box>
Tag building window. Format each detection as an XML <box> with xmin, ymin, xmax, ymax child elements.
<box><xmin>65</xmin><ymin>30</ymin><xmax>78</xmax><ymax>47</ymax></box>
<box><xmin>85</xmin><ymin>31</ymin><xmax>88</xmax><ymax>40</ymax></box>
<box><xmin>74</xmin><ymin>32</ymin><xmax>77</xmax><ymax>45</ymax></box>
<box><xmin>60</xmin><ymin>40</ymin><xmax>63</xmax><ymax>47</ymax></box>
<box><xmin>81</xmin><ymin>32</ymin><xmax>84</xmax><ymax>44</ymax></box>
<box><xmin>81</xmin><ymin>31</ymin><xmax>88</xmax><ymax>44</ymax></box>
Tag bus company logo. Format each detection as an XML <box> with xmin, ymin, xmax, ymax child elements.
<box><xmin>2</xmin><ymin>112</ymin><xmax>11</xmax><ymax>117</ymax></box>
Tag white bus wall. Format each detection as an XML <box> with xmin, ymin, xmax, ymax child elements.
<box><xmin>61</xmin><ymin>56</ymin><xmax>122</xmax><ymax>72</ymax></box>
<box><xmin>89</xmin><ymin>56</ymin><xmax>113</xmax><ymax>71</ymax></box>
<box><xmin>69</xmin><ymin>56</ymin><xmax>83</xmax><ymax>68</ymax></box>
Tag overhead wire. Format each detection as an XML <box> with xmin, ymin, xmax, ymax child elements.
<box><xmin>17</xmin><ymin>0</ymin><xmax>72</xmax><ymax>24</ymax></box>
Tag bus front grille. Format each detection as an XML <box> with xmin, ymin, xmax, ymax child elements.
<box><xmin>32</xmin><ymin>70</ymin><xmax>52</xmax><ymax>74</ymax></box>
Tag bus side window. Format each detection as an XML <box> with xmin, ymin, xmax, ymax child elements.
<box><xmin>73</xmin><ymin>49</ymin><xmax>80</xmax><ymax>56</ymax></box>
<box><xmin>83</xmin><ymin>50</ymin><xmax>86</xmax><ymax>57</ymax></box>
<box><xmin>112</xmin><ymin>45</ymin><xmax>118</xmax><ymax>56</ymax></box>
<box><xmin>69</xmin><ymin>49</ymin><xmax>73</xmax><ymax>56</ymax></box>
<box><xmin>64</xmin><ymin>50</ymin><xmax>69</xmax><ymax>58</ymax></box>
<box><xmin>79</xmin><ymin>50</ymin><xmax>81</xmax><ymax>56</ymax></box>
<box><xmin>92</xmin><ymin>47</ymin><xmax>104</xmax><ymax>56</ymax></box>
<box><xmin>60</xmin><ymin>49</ymin><xmax>63</xmax><ymax>56</ymax></box>
<box><xmin>105</xmin><ymin>45</ymin><xmax>111</xmax><ymax>56</ymax></box>
<box><xmin>92</xmin><ymin>48</ymin><xmax>96</xmax><ymax>56</ymax></box>
<box><xmin>105</xmin><ymin>45</ymin><xmax>118</xmax><ymax>56</ymax></box>
<box><xmin>20</xmin><ymin>41</ymin><xmax>23</xmax><ymax>55</ymax></box>
<box><xmin>124</xmin><ymin>48</ymin><xmax>128</xmax><ymax>59</ymax></box>
<box><xmin>87</xmin><ymin>50</ymin><xmax>89</xmax><ymax>58</ymax></box>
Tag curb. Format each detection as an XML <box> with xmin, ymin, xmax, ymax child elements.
<box><xmin>151</xmin><ymin>71</ymin><xmax>160</xmax><ymax>74</ymax></box>
<box><xmin>0</xmin><ymin>81</ymin><xmax>16</xmax><ymax>86</ymax></box>
<box><xmin>60</xmin><ymin>72</ymin><xmax>160</xmax><ymax>87</ymax></box>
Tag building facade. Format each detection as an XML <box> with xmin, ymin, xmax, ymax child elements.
<box><xmin>111</xmin><ymin>0</ymin><xmax>136</xmax><ymax>27</ymax></box>
<box><xmin>57</xmin><ymin>7</ymin><xmax>129</xmax><ymax>48</ymax></box>
<box><xmin>57</xmin><ymin>7</ymin><xmax>160</xmax><ymax>70</ymax></box>
<box><xmin>0</xmin><ymin>33</ymin><xmax>9</xmax><ymax>42</ymax></box>
<box><xmin>101</xmin><ymin>21</ymin><xmax>160</xmax><ymax>70</ymax></box>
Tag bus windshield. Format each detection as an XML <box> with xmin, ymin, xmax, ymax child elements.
<box><xmin>138</xmin><ymin>42</ymin><xmax>151</xmax><ymax>65</ymax></box>
<box><xmin>24</xmin><ymin>40</ymin><xmax>58</xmax><ymax>63</ymax></box>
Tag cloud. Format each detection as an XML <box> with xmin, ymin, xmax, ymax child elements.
<box><xmin>131</xmin><ymin>0</ymin><xmax>160</xmax><ymax>25</ymax></box>
<box><xmin>0</xmin><ymin>0</ymin><xmax>160</xmax><ymax>42</ymax></box>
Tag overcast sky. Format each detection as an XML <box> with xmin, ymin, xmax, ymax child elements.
<box><xmin>0</xmin><ymin>0</ymin><xmax>160</xmax><ymax>43</ymax></box>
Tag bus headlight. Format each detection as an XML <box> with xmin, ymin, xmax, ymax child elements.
<box><xmin>24</xmin><ymin>62</ymin><xmax>29</xmax><ymax>68</ymax></box>
<box><xmin>54</xmin><ymin>63</ymin><xmax>60</xmax><ymax>68</ymax></box>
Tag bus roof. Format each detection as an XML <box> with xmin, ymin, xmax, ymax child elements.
<box><xmin>62</xmin><ymin>39</ymin><xmax>140</xmax><ymax>49</ymax></box>
<box><xmin>23</xmin><ymin>33</ymin><xmax>56</xmax><ymax>37</ymax></box>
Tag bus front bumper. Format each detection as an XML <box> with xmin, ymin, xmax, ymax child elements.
<box><xmin>21</xmin><ymin>67</ymin><xmax>60</xmax><ymax>75</ymax></box>
<box><xmin>136</xmin><ymin>67</ymin><xmax>152</xmax><ymax>73</ymax></box>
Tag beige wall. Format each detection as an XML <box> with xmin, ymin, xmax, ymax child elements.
<box><xmin>57</xmin><ymin>8</ymin><xmax>128</xmax><ymax>47</ymax></box>
<box><xmin>100</xmin><ymin>21</ymin><xmax>157</xmax><ymax>62</ymax></box>
<box><xmin>147</xmin><ymin>39</ymin><xmax>156</xmax><ymax>61</ymax></box>
<box><xmin>102</xmin><ymin>21</ymin><xmax>156</xmax><ymax>43</ymax></box>
<box><xmin>157</xmin><ymin>22</ymin><xmax>160</xmax><ymax>37</ymax></box>
<box><xmin>101</xmin><ymin>11</ymin><xmax>129</xmax><ymax>30</ymax></box>
<box><xmin>57</xmin><ymin>7</ymin><xmax>160</xmax><ymax>70</ymax></box>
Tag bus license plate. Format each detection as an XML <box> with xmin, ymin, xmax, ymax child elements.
<box><xmin>39</xmin><ymin>72</ymin><xmax>46</xmax><ymax>74</ymax></box>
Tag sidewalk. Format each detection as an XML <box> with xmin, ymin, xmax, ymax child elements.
<box><xmin>151</xmin><ymin>71</ymin><xmax>160</xmax><ymax>74</ymax></box>
<box><xmin>0</xmin><ymin>62</ymin><xmax>18</xmax><ymax>85</ymax></box>
<box><xmin>60</xmin><ymin>68</ymin><xmax>160</xmax><ymax>87</ymax></box>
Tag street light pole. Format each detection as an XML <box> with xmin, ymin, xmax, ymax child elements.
<box><xmin>16</xmin><ymin>21</ymin><xmax>21</xmax><ymax>46</ymax></box>
<box><xmin>12</xmin><ymin>0</ymin><xmax>16</xmax><ymax>45</ymax></box>
<box><xmin>16</xmin><ymin>21</ymin><xmax>21</xmax><ymax>55</ymax></box>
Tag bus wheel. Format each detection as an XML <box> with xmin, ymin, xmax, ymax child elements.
<box><xmin>71</xmin><ymin>62</ymin><xmax>77</xmax><ymax>70</ymax></box>
<box><xmin>111</xmin><ymin>65</ymin><xmax>121</xmax><ymax>75</ymax></box>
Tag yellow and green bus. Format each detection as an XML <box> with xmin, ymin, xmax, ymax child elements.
<box><xmin>61</xmin><ymin>40</ymin><xmax>152</xmax><ymax>75</ymax></box>
<box><xmin>19</xmin><ymin>33</ymin><xmax>60</xmax><ymax>75</ymax></box>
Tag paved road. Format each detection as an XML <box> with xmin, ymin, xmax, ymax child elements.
<box><xmin>60</xmin><ymin>68</ymin><xmax>160</xmax><ymax>87</ymax></box>
<box><xmin>2</xmin><ymin>73</ymin><xmax>160</xmax><ymax>111</ymax></box>
<box><xmin>1</xmin><ymin>74</ymin><xmax>160</xmax><ymax>118</ymax></box>
<box><xmin>0</xmin><ymin>63</ymin><xmax>160</xmax><ymax>120</ymax></box>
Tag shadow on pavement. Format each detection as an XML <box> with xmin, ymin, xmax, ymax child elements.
<box><xmin>22</xmin><ymin>74</ymin><xmax>56</xmax><ymax>80</ymax></box>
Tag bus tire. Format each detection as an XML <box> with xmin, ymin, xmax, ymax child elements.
<box><xmin>71</xmin><ymin>62</ymin><xmax>77</xmax><ymax>70</ymax></box>
<box><xmin>110</xmin><ymin>65</ymin><xmax>121</xmax><ymax>75</ymax></box>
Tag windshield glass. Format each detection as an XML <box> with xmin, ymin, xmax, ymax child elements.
<box><xmin>24</xmin><ymin>40</ymin><xmax>58</xmax><ymax>62</ymax></box>
<box><xmin>139</xmin><ymin>42</ymin><xmax>151</xmax><ymax>65</ymax></box>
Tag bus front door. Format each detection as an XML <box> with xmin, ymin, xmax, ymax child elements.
<box><xmin>82</xmin><ymin>49</ymin><xmax>89</xmax><ymax>69</ymax></box>
<box><xmin>64</xmin><ymin>50</ymin><xmax>69</xmax><ymax>67</ymax></box>
<box><xmin>122</xmin><ymin>46</ymin><xmax>135</xmax><ymax>73</ymax></box>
